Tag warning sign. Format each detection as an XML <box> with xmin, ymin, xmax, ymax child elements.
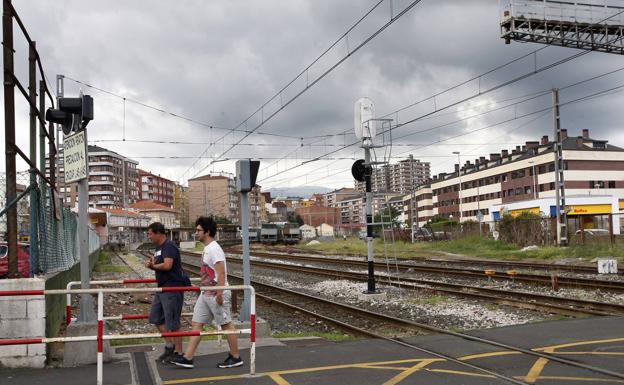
<box><xmin>63</xmin><ymin>131</ymin><xmax>87</xmax><ymax>183</ymax></box>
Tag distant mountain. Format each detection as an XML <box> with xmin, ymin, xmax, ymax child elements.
<box><xmin>266</xmin><ymin>186</ymin><xmax>333</xmax><ymax>198</ymax></box>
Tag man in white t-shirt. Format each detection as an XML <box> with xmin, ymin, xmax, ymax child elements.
<box><xmin>171</xmin><ymin>216</ymin><xmax>242</xmax><ymax>369</ymax></box>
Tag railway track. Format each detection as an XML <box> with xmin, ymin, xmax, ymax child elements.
<box><xmin>178</xmin><ymin>250</ymin><xmax>624</xmax><ymax>317</ymax></box>
<box><xmin>227</xmin><ymin>249</ymin><xmax>624</xmax><ymax>292</ymax></box>
<box><xmin>173</xmin><ymin>253</ymin><xmax>624</xmax><ymax>385</ymax></box>
<box><xmin>255</xmin><ymin>245</ymin><xmax>616</xmax><ymax>275</ymax></box>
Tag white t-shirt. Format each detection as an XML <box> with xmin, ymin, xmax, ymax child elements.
<box><xmin>200</xmin><ymin>241</ymin><xmax>228</xmax><ymax>295</ymax></box>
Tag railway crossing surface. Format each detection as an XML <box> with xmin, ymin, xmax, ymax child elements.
<box><xmin>2</xmin><ymin>316</ymin><xmax>623</xmax><ymax>385</ymax></box>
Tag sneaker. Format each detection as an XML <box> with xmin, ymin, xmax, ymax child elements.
<box><xmin>170</xmin><ymin>354</ymin><xmax>194</xmax><ymax>369</ymax></box>
<box><xmin>157</xmin><ymin>346</ymin><xmax>174</xmax><ymax>364</ymax></box>
<box><xmin>217</xmin><ymin>353</ymin><xmax>243</xmax><ymax>368</ymax></box>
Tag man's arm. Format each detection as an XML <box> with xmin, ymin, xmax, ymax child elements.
<box><xmin>151</xmin><ymin>257</ymin><xmax>174</xmax><ymax>271</ymax></box>
<box><xmin>214</xmin><ymin>261</ymin><xmax>226</xmax><ymax>305</ymax></box>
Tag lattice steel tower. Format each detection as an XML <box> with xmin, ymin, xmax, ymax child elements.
<box><xmin>500</xmin><ymin>0</ymin><xmax>624</xmax><ymax>55</ymax></box>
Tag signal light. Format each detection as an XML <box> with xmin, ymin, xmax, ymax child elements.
<box><xmin>45</xmin><ymin>95</ymin><xmax>94</xmax><ymax>136</ymax></box>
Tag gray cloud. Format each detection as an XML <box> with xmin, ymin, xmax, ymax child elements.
<box><xmin>2</xmin><ymin>0</ymin><xmax>623</xmax><ymax>191</ymax></box>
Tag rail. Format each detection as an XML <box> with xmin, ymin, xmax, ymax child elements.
<box><xmin>0</xmin><ymin>285</ymin><xmax>256</xmax><ymax>385</ymax></box>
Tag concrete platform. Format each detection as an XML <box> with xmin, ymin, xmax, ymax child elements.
<box><xmin>1</xmin><ymin>316</ymin><xmax>623</xmax><ymax>385</ymax></box>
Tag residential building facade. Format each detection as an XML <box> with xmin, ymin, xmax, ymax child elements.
<box><xmin>173</xmin><ymin>183</ymin><xmax>190</xmax><ymax>228</ymax></box>
<box><xmin>356</xmin><ymin>156</ymin><xmax>431</xmax><ymax>194</ymax></box>
<box><xmin>48</xmin><ymin>145</ymin><xmax>139</xmax><ymax>209</ymax></box>
<box><xmin>407</xmin><ymin>129</ymin><xmax>624</xmax><ymax>234</ymax></box>
<box><xmin>138</xmin><ymin>170</ymin><xmax>174</xmax><ymax>207</ymax></box>
<box><xmin>188</xmin><ymin>174</ymin><xmax>238</xmax><ymax>224</ymax></box>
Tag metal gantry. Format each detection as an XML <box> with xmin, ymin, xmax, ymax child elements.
<box><xmin>501</xmin><ymin>0</ymin><xmax>624</xmax><ymax>55</ymax></box>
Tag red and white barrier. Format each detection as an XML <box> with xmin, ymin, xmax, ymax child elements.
<box><xmin>65</xmin><ymin>278</ymin><xmax>201</xmax><ymax>326</ymax></box>
<box><xmin>0</xmin><ymin>285</ymin><xmax>256</xmax><ymax>385</ymax></box>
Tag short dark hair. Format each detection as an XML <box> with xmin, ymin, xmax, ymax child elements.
<box><xmin>147</xmin><ymin>222</ymin><xmax>166</xmax><ymax>234</ymax></box>
<box><xmin>195</xmin><ymin>216</ymin><xmax>217</xmax><ymax>237</ymax></box>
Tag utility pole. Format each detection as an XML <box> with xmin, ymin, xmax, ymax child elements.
<box><xmin>553</xmin><ymin>89</ymin><xmax>568</xmax><ymax>246</ymax></box>
<box><xmin>409</xmin><ymin>154</ymin><xmax>417</xmax><ymax>243</ymax></box>
<box><xmin>453</xmin><ymin>151</ymin><xmax>463</xmax><ymax>224</ymax></box>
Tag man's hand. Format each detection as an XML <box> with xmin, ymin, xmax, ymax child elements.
<box><xmin>145</xmin><ymin>257</ymin><xmax>154</xmax><ymax>269</ymax></box>
<box><xmin>215</xmin><ymin>292</ymin><xmax>223</xmax><ymax>306</ymax></box>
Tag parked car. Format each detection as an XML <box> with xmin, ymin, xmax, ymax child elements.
<box><xmin>413</xmin><ymin>227</ymin><xmax>433</xmax><ymax>241</ymax></box>
<box><xmin>575</xmin><ymin>229</ymin><xmax>609</xmax><ymax>237</ymax></box>
<box><xmin>0</xmin><ymin>241</ymin><xmax>30</xmax><ymax>278</ymax></box>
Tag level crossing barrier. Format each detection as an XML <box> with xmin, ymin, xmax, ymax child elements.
<box><xmin>0</xmin><ymin>285</ymin><xmax>256</xmax><ymax>384</ymax></box>
<box><xmin>65</xmin><ymin>278</ymin><xmax>202</xmax><ymax>326</ymax></box>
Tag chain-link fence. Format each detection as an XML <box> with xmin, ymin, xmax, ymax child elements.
<box><xmin>418</xmin><ymin>213</ymin><xmax>624</xmax><ymax>248</ymax></box>
<box><xmin>1</xmin><ymin>172</ymin><xmax>100</xmax><ymax>276</ymax></box>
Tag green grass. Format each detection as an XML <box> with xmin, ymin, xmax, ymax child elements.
<box><xmin>299</xmin><ymin>236</ymin><xmax>624</xmax><ymax>262</ymax></box>
<box><xmin>271</xmin><ymin>331</ymin><xmax>358</xmax><ymax>342</ymax></box>
<box><xmin>94</xmin><ymin>250</ymin><xmax>132</xmax><ymax>273</ymax></box>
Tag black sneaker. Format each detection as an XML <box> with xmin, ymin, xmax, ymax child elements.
<box><xmin>157</xmin><ymin>346</ymin><xmax>174</xmax><ymax>364</ymax></box>
<box><xmin>217</xmin><ymin>353</ymin><xmax>243</xmax><ymax>368</ymax></box>
<box><xmin>170</xmin><ymin>354</ymin><xmax>194</xmax><ymax>369</ymax></box>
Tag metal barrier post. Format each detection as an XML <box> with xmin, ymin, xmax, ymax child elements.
<box><xmin>0</xmin><ymin>285</ymin><xmax>256</xmax><ymax>381</ymax></box>
<box><xmin>97</xmin><ymin>291</ymin><xmax>103</xmax><ymax>385</ymax></box>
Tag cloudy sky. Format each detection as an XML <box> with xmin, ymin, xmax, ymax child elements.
<box><xmin>4</xmin><ymin>0</ymin><xmax>624</xmax><ymax>194</ymax></box>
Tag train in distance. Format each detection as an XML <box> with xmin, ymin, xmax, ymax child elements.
<box><xmin>257</xmin><ymin>222</ymin><xmax>301</xmax><ymax>245</ymax></box>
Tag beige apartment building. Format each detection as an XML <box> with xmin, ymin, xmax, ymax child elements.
<box><xmin>188</xmin><ymin>174</ymin><xmax>238</xmax><ymax>223</ymax></box>
<box><xmin>408</xmin><ymin>129</ymin><xmax>624</xmax><ymax>234</ymax></box>
<box><xmin>173</xmin><ymin>183</ymin><xmax>190</xmax><ymax>228</ymax></box>
<box><xmin>188</xmin><ymin>174</ymin><xmax>264</xmax><ymax>225</ymax></box>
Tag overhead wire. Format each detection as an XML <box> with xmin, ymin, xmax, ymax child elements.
<box><xmin>259</xmin><ymin>82</ymin><xmax>624</xmax><ymax>188</ymax></box>
<box><xmin>185</xmin><ymin>0</ymin><xmax>427</xmax><ymax>182</ymax></box>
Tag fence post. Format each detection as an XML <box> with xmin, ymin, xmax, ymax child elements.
<box><xmin>3</xmin><ymin>0</ymin><xmax>20</xmax><ymax>277</ymax></box>
<box><xmin>29</xmin><ymin>41</ymin><xmax>39</xmax><ymax>277</ymax></box>
<box><xmin>609</xmin><ymin>214</ymin><xmax>615</xmax><ymax>246</ymax></box>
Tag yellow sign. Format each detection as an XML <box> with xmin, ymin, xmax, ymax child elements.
<box><xmin>567</xmin><ymin>204</ymin><xmax>611</xmax><ymax>215</ymax></box>
<box><xmin>509</xmin><ymin>207</ymin><xmax>540</xmax><ymax>217</ymax></box>
<box><xmin>619</xmin><ymin>200</ymin><xmax>624</xmax><ymax>210</ymax></box>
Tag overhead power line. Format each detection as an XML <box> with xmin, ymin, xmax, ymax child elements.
<box><xmin>183</xmin><ymin>0</ymin><xmax>426</xmax><ymax>182</ymax></box>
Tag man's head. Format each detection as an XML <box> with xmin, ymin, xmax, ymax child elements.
<box><xmin>195</xmin><ymin>216</ymin><xmax>217</xmax><ymax>243</ymax></box>
<box><xmin>147</xmin><ymin>222</ymin><xmax>167</xmax><ymax>246</ymax></box>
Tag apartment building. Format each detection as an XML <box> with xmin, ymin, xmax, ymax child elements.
<box><xmin>356</xmin><ymin>156</ymin><xmax>431</xmax><ymax>194</ymax></box>
<box><xmin>188</xmin><ymin>174</ymin><xmax>238</xmax><ymax>224</ymax></box>
<box><xmin>173</xmin><ymin>183</ymin><xmax>190</xmax><ymax>228</ymax></box>
<box><xmin>49</xmin><ymin>145</ymin><xmax>139</xmax><ymax>209</ymax></box>
<box><xmin>138</xmin><ymin>170</ymin><xmax>174</xmax><ymax>207</ymax></box>
<box><xmin>408</xmin><ymin>129</ymin><xmax>624</xmax><ymax>232</ymax></box>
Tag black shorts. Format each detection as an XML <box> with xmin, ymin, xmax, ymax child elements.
<box><xmin>148</xmin><ymin>292</ymin><xmax>184</xmax><ymax>331</ymax></box>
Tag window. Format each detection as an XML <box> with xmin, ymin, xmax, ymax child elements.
<box><xmin>608</xmin><ymin>181</ymin><xmax>616</xmax><ymax>189</ymax></box>
<box><xmin>524</xmin><ymin>186</ymin><xmax>532</xmax><ymax>194</ymax></box>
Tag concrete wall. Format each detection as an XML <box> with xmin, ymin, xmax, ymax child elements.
<box><xmin>0</xmin><ymin>249</ymin><xmax>100</xmax><ymax>369</ymax></box>
<box><xmin>45</xmin><ymin>249</ymin><xmax>100</xmax><ymax>340</ymax></box>
<box><xmin>0</xmin><ymin>278</ymin><xmax>46</xmax><ymax>368</ymax></box>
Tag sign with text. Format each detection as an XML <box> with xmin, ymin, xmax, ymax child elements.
<box><xmin>63</xmin><ymin>131</ymin><xmax>87</xmax><ymax>183</ymax></box>
<box><xmin>597</xmin><ymin>259</ymin><xmax>618</xmax><ymax>274</ymax></box>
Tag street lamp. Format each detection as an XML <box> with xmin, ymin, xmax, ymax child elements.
<box><xmin>452</xmin><ymin>151</ymin><xmax>463</xmax><ymax>223</ymax></box>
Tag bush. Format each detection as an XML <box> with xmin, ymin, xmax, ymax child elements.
<box><xmin>498</xmin><ymin>212</ymin><xmax>545</xmax><ymax>247</ymax></box>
